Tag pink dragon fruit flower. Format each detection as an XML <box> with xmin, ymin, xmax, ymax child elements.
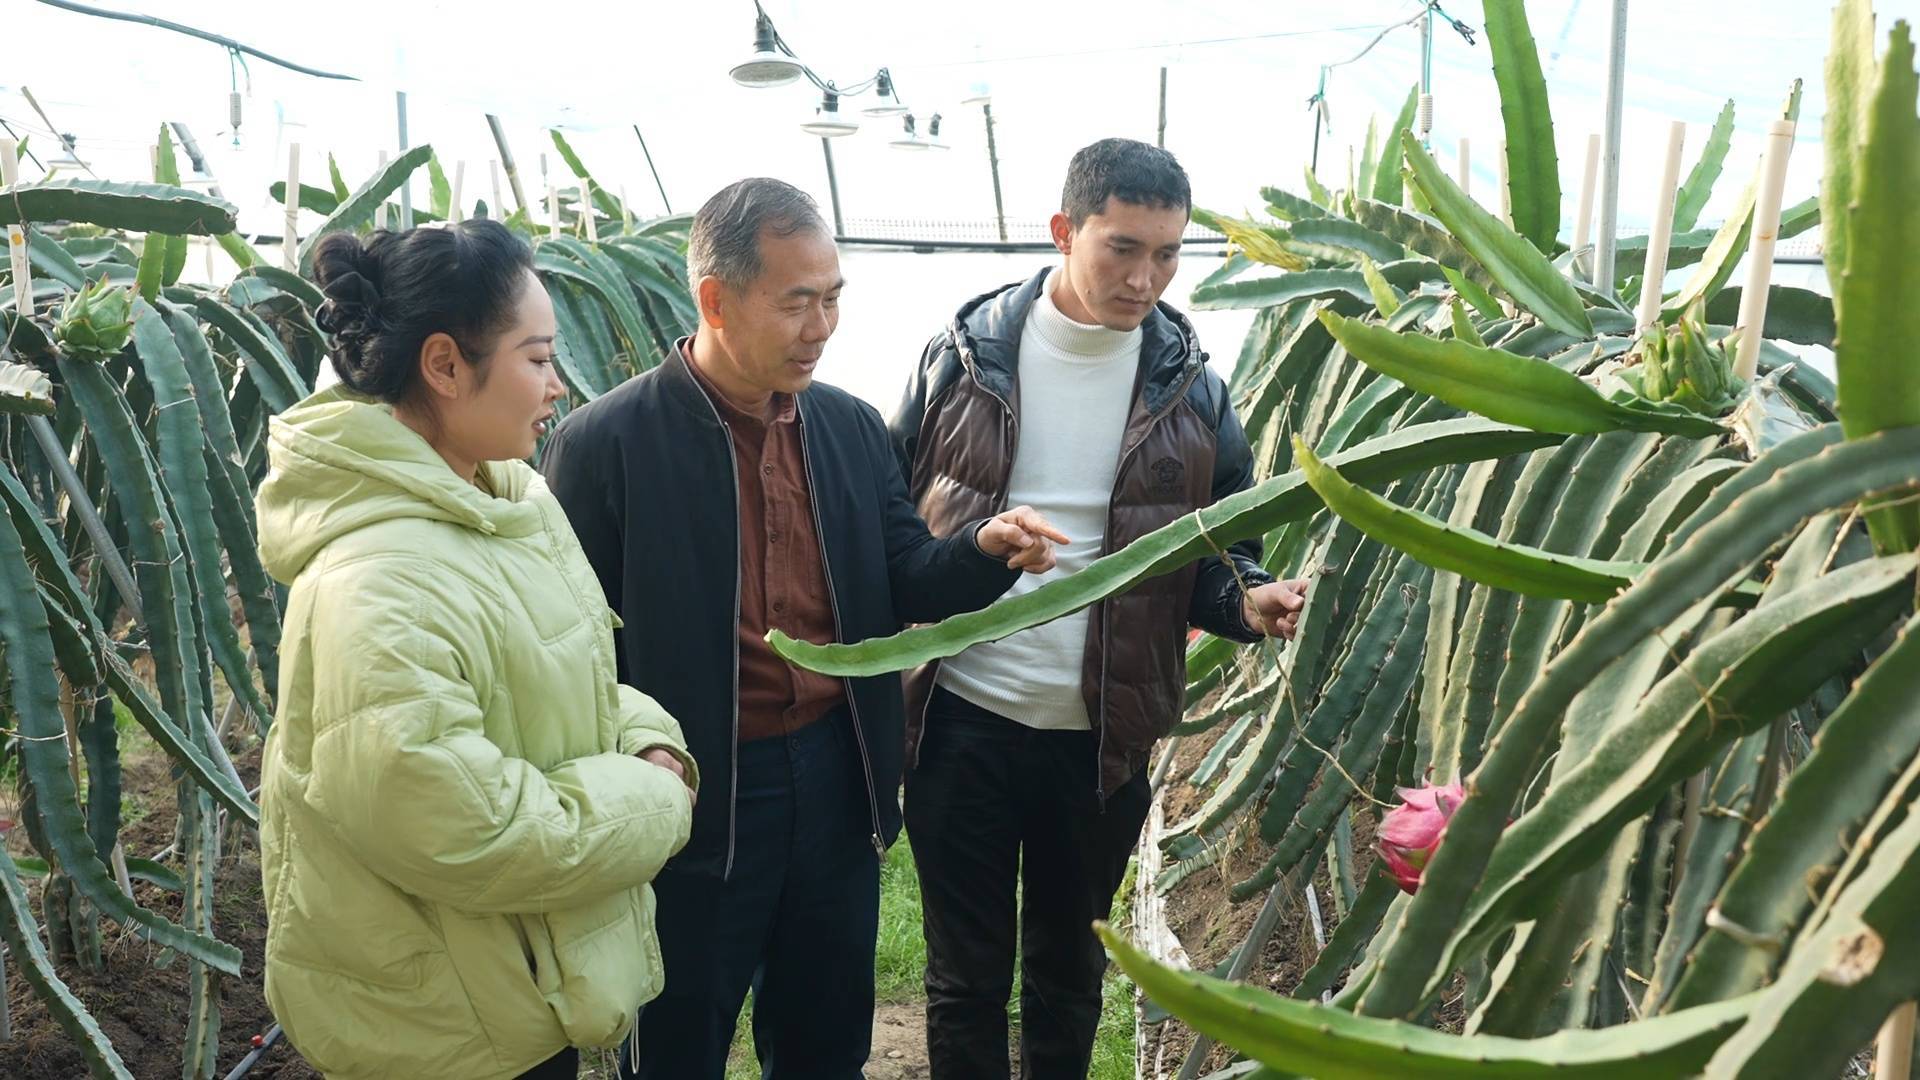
<box><xmin>1378</xmin><ymin>781</ymin><xmax>1466</xmax><ymax>895</ymax></box>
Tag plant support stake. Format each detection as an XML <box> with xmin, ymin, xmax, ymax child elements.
<box><xmin>395</xmin><ymin>92</ymin><xmax>413</xmax><ymax>230</ymax></box>
<box><xmin>1458</xmin><ymin>137</ymin><xmax>1471</xmax><ymax>196</ymax></box>
<box><xmin>489</xmin><ymin>159</ymin><xmax>504</xmax><ymax>222</ymax></box>
<box><xmin>1</xmin><ymin>139</ymin><xmax>29</xmax><ymax>291</ymax></box>
<box><xmin>1733</xmin><ymin>119</ymin><xmax>1796</xmax><ymax>381</ymax></box>
<box><xmin>282</xmin><ymin>143</ymin><xmax>300</xmax><ymax>270</ymax></box>
<box><xmin>486</xmin><ymin>115</ymin><xmax>527</xmax><ymax>213</ymax></box>
<box><xmin>1594</xmin><ymin>0</ymin><xmax>1629</xmax><ymax>292</ymax></box>
<box><xmin>448</xmin><ymin>160</ymin><xmax>464</xmax><ymax>225</ymax></box>
<box><xmin>374</xmin><ymin>151</ymin><xmax>389</xmax><ymax>230</ymax></box>
<box><xmin>395</xmin><ymin>90</ymin><xmax>414</xmax><ymax>231</ymax></box>
<box><xmin>1636</xmin><ymin>120</ymin><xmax>1687</xmax><ymax>330</ymax></box>
<box><xmin>1572</xmin><ymin>132</ymin><xmax>1601</xmax><ymax>282</ymax></box>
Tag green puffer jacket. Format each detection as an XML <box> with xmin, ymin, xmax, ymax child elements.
<box><xmin>256</xmin><ymin>386</ymin><xmax>698</xmax><ymax>1079</ymax></box>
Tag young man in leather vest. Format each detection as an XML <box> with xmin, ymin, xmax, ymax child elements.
<box><xmin>890</xmin><ymin>139</ymin><xmax>1310</xmax><ymax>1078</ymax></box>
<box><xmin>542</xmin><ymin>177</ymin><xmax>1064</xmax><ymax>1080</ymax></box>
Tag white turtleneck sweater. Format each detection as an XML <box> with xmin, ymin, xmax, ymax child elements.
<box><xmin>938</xmin><ymin>271</ymin><xmax>1142</xmax><ymax>730</ymax></box>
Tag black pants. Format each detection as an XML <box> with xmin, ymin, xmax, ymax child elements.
<box><xmin>517</xmin><ymin>1046</ymin><xmax>578</xmax><ymax>1079</ymax></box>
<box><xmin>906</xmin><ymin>686</ymin><xmax>1152</xmax><ymax>1080</ymax></box>
<box><xmin>621</xmin><ymin>707</ymin><xmax>881</xmax><ymax>1080</ymax></box>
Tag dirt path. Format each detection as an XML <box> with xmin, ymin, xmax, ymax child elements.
<box><xmin>864</xmin><ymin>1002</ymin><xmax>935</xmax><ymax>1079</ymax></box>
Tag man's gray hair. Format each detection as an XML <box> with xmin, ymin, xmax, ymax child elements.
<box><xmin>687</xmin><ymin>178</ymin><xmax>829</xmax><ymax>288</ymax></box>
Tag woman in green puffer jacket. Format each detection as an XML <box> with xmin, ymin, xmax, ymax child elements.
<box><xmin>256</xmin><ymin>219</ymin><xmax>698</xmax><ymax>1080</ymax></box>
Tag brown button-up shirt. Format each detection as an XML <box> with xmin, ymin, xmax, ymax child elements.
<box><xmin>686</xmin><ymin>346</ymin><xmax>844</xmax><ymax>742</ymax></box>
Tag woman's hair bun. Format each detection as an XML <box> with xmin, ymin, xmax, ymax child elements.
<box><xmin>312</xmin><ymin>232</ymin><xmax>387</xmax><ymax>392</ymax></box>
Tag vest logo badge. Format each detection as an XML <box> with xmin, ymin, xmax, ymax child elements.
<box><xmin>1148</xmin><ymin>455</ymin><xmax>1185</xmax><ymax>495</ymax></box>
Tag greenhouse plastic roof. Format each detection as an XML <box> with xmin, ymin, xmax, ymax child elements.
<box><xmin>4</xmin><ymin>0</ymin><xmax>1914</xmax><ymax>243</ymax></box>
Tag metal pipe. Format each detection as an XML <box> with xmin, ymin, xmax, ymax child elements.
<box><xmin>1420</xmin><ymin>8</ymin><xmax>1433</xmax><ymax>146</ymax></box>
<box><xmin>832</xmin><ymin>235</ymin><xmax>1226</xmax><ymax>253</ymax></box>
<box><xmin>168</xmin><ymin>122</ymin><xmax>222</xmax><ymax>198</ymax></box>
<box><xmin>1157</xmin><ymin>67</ymin><xmax>1168</xmax><ymax>148</ymax></box>
<box><xmin>982</xmin><ymin>104</ymin><xmax>1007</xmax><ymax>243</ymax></box>
<box><xmin>632</xmin><ymin>124</ymin><xmax>672</xmax><ymax>214</ymax></box>
<box><xmin>1593</xmin><ymin>0</ymin><xmax>1630</xmax><ymax>293</ymax></box>
<box><xmin>819</xmin><ymin>137</ymin><xmax>844</xmax><ymax>237</ymax></box>
<box><xmin>30</xmin><ymin>0</ymin><xmax>355</xmax><ymax>80</ymax></box>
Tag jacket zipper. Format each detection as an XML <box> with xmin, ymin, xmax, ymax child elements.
<box><xmin>1095</xmin><ymin>362</ymin><xmax>1204</xmax><ymax>805</ymax></box>
<box><xmin>912</xmin><ymin>342</ymin><xmax>1020</xmax><ymax>766</ymax></box>
<box><xmin>685</xmin><ymin>377</ymin><xmax>746</xmax><ymax>880</ymax></box>
<box><xmin>796</xmin><ymin>398</ymin><xmax>888</xmax><ymax>858</ymax></box>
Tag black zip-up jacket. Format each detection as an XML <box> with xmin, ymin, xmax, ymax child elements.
<box><xmin>541</xmin><ymin>343</ymin><xmax>1018</xmax><ymax>877</ymax></box>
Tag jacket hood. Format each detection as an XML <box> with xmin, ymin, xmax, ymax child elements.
<box><xmin>945</xmin><ymin>267</ymin><xmax>1206</xmax><ymax>414</ymax></box>
<box><xmin>255</xmin><ymin>385</ymin><xmax>543</xmax><ymax>584</ymax></box>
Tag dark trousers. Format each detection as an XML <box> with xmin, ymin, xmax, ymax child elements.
<box><xmin>621</xmin><ymin>707</ymin><xmax>881</xmax><ymax>1080</ymax></box>
<box><xmin>517</xmin><ymin>1047</ymin><xmax>578</xmax><ymax>1079</ymax></box>
<box><xmin>906</xmin><ymin>686</ymin><xmax>1152</xmax><ymax>1080</ymax></box>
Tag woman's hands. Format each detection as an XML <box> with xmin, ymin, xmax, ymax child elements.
<box><xmin>640</xmin><ymin>747</ymin><xmax>697</xmax><ymax>808</ymax></box>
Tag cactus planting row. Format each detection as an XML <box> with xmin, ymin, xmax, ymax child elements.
<box><xmin>0</xmin><ymin>131</ymin><xmax>693</xmax><ymax>1077</ymax></box>
<box><xmin>774</xmin><ymin>2</ymin><xmax>1919</xmax><ymax>1074</ymax></box>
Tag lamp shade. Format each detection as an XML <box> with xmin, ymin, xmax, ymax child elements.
<box><xmin>731</xmin><ymin>14</ymin><xmax>805</xmax><ymax>88</ymax></box>
<box><xmin>890</xmin><ymin>114</ymin><xmax>928</xmax><ymax>150</ymax></box>
<box><xmin>801</xmin><ymin>92</ymin><xmax>859</xmax><ymax>137</ymax></box>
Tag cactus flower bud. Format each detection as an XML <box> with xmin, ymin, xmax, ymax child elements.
<box><xmin>54</xmin><ymin>278</ymin><xmax>134</xmax><ymax>362</ymax></box>
<box><xmin>1378</xmin><ymin>781</ymin><xmax>1466</xmax><ymax>894</ymax></box>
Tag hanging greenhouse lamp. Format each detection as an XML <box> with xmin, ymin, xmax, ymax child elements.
<box><xmin>890</xmin><ymin>114</ymin><xmax>930</xmax><ymax>151</ymax></box>
<box><xmin>801</xmin><ymin>92</ymin><xmax>859</xmax><ymax>137</ymax></box>
<box><xmin>863</xmin><ymin>70</ymin><xmax>909</xmax><ymax>117</ymax></box>
<box><xmin>731</xmin><ymin>11</ymin><xmax>805</xmax><ymax>88</ymax></box>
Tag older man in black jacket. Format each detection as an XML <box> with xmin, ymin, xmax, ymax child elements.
<box><xmin>540</xmin><ymin>177</ymin><xmax>1061</xmax><ymax>1080</ymax></box>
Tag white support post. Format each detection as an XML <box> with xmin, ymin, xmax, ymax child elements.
<box><xmin>283</xmin><ymin>143</ymin><xmax>301</xmax><ymax>270</ymax></box>
<box><xmin>1573</xmin><ymin>132</ymin><xmax>1602</xmax><ymax>281</ymax></box>
<box><xmin>449</xmin><ymin>160</ymin><xmax>465</xmax><ymax>225</ymax></box>
<box><xmin>1594</xmin><ymin>0</ymin><xmax>1630</xmax><ymax>292</ymax></box>
<box><xmin>1636</xmin><ymin>121</ymin><xmax>1688</xmax><ymax>331</ymax></box>
<box><xmin>375</xmin><ymin>151</ymin><xmax>390</xmax><ymax>231</ymax></box>
<box><xmin>580</xmin><ymin>183</ymin><xmax>596</xmax><ymax>241</ymax></box>
<box><xmin>543</xmin><ymin>153</ymin><xmax>559</xmax><ymax>238</ymax></box>
<box><xmin>1</xmin><ymin>140</ymin><xmax>30</xmax><ymax>306</ymax></box>
<box><xmin>1457</xmin><ymin>137</ymin><xmax>1471</xmax><ymax>197</ymax></box>
<box><xmin>1497</xmin><ymin>140</ymin><xmax>1512</xmax><ymax>226</ymax></box>
<box><xmin>1732</xmin><ymin>119</ymin><xmax>1797</xmax><ymax>381</ymax></box>
<box><xmin>490</xmin><ymin>159</ymin><xmax>504</xmax><ymax>221</ymax></box>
